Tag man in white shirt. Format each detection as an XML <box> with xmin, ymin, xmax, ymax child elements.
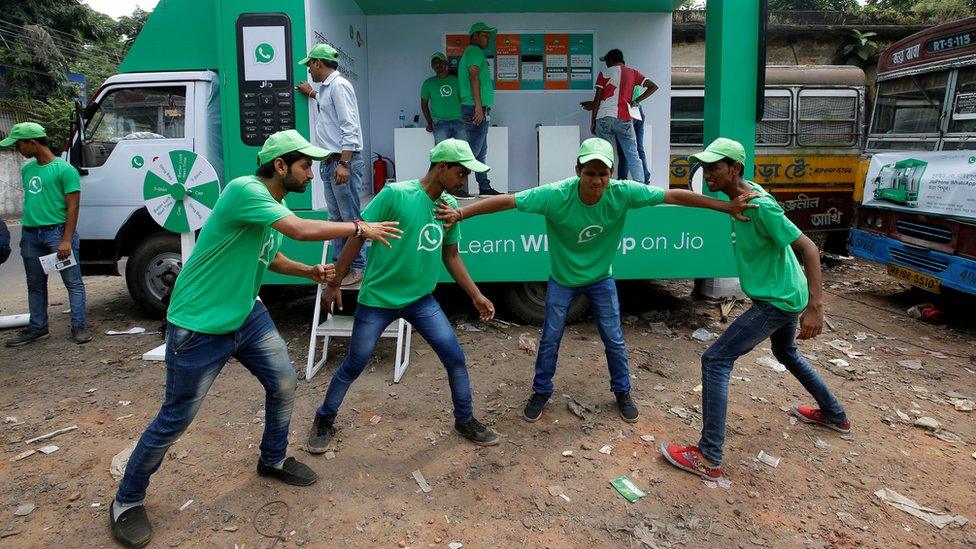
<box><xmin>297</xmin><ymin>43</ymin><xmax>367</xmax><ymax>286</ymax></box>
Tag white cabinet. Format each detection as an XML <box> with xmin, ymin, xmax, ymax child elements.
<box><xmin>393</xmin><ymin>127</ymin><xmax>508</xmax><ymax>193</ymax></box>
<box><xmin>536</xmin><ymin>125</ymin><xmax>580</xmax><ymax>185</ymax></box>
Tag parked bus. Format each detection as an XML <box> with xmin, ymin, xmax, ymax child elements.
<box><xmin>669</xmin><ymin>65</ymin><xmax>866</xmax><ymax>251</ymax></box>
<box><xmin>851</xmin><ymin>17</ymin><xmax>976</xmax><ymax>296</ymax></box>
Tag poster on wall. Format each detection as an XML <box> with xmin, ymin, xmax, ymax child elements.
<box><xmin>445</xmin><ymin>31</ymin><xmax>593</xmax><ymax>92</ymax></box>
<box><xmin>863</xmin><ymin>151</ymin><xmax>976</xmax><ymax>221</ymax></box>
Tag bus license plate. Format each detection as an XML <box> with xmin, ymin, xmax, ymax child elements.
<box><xmin>887</xmin><ymin>264</ymin><xmax>941</xmax><ymax>294</ymax></box>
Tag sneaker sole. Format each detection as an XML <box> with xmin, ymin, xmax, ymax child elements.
<box><xmin>523</xmin><ymin>410</ymin><xmax>543</xmax><ymax>423</ymax></box>
<box><xmin>618</xmin><ymin>410</ymin><xmax>639</xmax><ymax>424</ymax></box>
<box><xmin>791</xmin><ymin>406</ymin><xmax>850</xmax><ymax>433</ymax></box>
<box><xmin>6</xmin><ymin>333</ymin><xmax>49</xmax><ymax>347</ymax></box>
<box><xmin>659</xmin><ymin>441</ymin><xmax>723</xmax><ymax>481</ymax></box>
<box><xmin>455</xmin><ymin>428</ymin><xmax>501</xmax><ymax>446</ymax></box>
<box><xmin>256</xmin><ymin>467</ymin><xmax>318</xmax><ymax>486</ymax></box>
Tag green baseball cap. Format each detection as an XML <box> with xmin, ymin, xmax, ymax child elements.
<box><xmin>689</xmin><ymin>137</ymin><xmax>746</xmax><ymax>165</ymax></box>
<box><xmin>257</xmin><ymin>130</ymin><xmax>332</xmax><ymax>166</ymax></box>
<box><xmin>1</xmin><ymin>122</ymin><xmax>46</xmax><ymax>147</ymax></box>
<box><xmin>577</xmin><ymin>138</ymin><xmax>614</xmax><ymax>168</ymax></box>
<box><xmin>469</xmin><ymin>22</ymin><xmax>497</xmax><ymax>35</ymax></box>
<box><xmin>429</xmin><ymin>138</ymin><xmax>490</xmax><ymax>173</ymax></box>
<box><xmin>299</xmin><ymin>43</ymin><xmax>339</xmax><ymax>65</ymax></box>
<box><xmin>430</xmin><ymin>51</ymin><xmax>447</xmax><ymax>62</ymax></box>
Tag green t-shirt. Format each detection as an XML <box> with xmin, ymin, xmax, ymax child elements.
<box><xmin>732</xmin><ymin>182</ymin><xmax>808</xmax><ymax>313</ymax></box>
<box><xmin>515</xmin><ymin>178</ymin><xmax>665</xmax><ymax>287</ymax></box>
<box><xmin>458</xmin><ymin>45</ymin><xmax>493</xmax><ymax>107</ymax></box>
<box><xmin>358</xmin><ymin>180</ymin><xmax>460</xmax><ymax>309</ymax></box>
<box><xmin>421</xmin><ymin>75</ymin><xmax>461</xmax><ymax>121</ymax></box>
<box><xmin>21</xmin><ymin>158</ymin><xmax>80</xmax><ymax>227</ymax></box>
<box><xmin>167</xmin><ymin>176</ymin><xmax>293</xmax><ymax>334</ymax></box>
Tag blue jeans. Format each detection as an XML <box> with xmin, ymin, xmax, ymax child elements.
<box><xmin>534</xmin><ymin>277</ymin><xmax>630</xmax><ymax>397</ymax></box>
<box><xmin>116</xmin><ymin>301</ymin><xmax>297</xmax><ymax>504</ymax></box>
<box><xmin>617</xmin><ymin>109</ymin><xmax>650</xmax><ymax>183</ymax></box>
<box><xmin>699</xmin><ymin>301</ymin><xmax>848</xmax><ymax>465</ymax></box>
<box><xmin>460</xmin><ymin>105</ymin><xmax>491</xmax><ymax>190</ymax></box>
<box><xmin>432</xmin><ymin>119</ymin><xmax>463</xmax><ymax>144</ymax></box>
<box><xmin>316</xmin><ymin>294</ymin><xmax>474</xmax><ymax>421</ymax></box>
<box><xmin>20</xmin><ymin>224</ymin><xmax>86</xmax><ymax>329</ymax></box>
<box><xmin>596</xmin><ymin>116</ymin><xmax>642</xmax><ymax>182</ymax></box>
<box><xmin>321</xmin><ymin>153</ymin><xmax>367</xmax><ymax>270</ymax></box>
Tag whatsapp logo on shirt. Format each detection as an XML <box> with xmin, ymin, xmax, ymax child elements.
<box><xmin>258</xmin><ymin>233</ymin><xmax>276</xmax><ymax>266</ymax></box>
<box><xmin>439</xmin><ymin>85</ymin><xmax>453</xmax><ymax>98</ymax></box>
<box><xmin>417</xmin><ymin>223</ymin><xmax>444</xmax><ymax>252</ymax></box>
<box><xmin>27</xmin><ymin>176</ymin><xmax>42</xmax><ymax>194</ymax></box>
<box><xmin>577</xmin><ymin>224</ymin><xmax>604</xmax><ymax>244</ymax></box>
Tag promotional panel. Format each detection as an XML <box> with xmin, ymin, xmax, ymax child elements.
<box><xmin>863</xmin><ymin>151</ymin><xmax>976</xmax><ymax>221</ymax></box>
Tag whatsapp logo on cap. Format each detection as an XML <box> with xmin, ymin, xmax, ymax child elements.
<box><xmin>254</xmin><ymin>43</ymin><xmax>275</xmax><ymax>64</ymax></box>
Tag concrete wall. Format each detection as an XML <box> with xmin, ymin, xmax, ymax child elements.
<box><xmin>0</xmin><ymin>150</ymin><xmax>24</xmax><ymax>217</ymax></box>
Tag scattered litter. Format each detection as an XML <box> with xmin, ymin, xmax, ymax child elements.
<box><xmin>913</xmin><ymin>417</ymin><xmax>940</xmax><ymax>431</ymax></box>
<box><xmin>105</xmin><ymin>327</ymin><xmax>146</xmax><ymax>336</ymax></box>
<box><xmin>814</xmin><ymin>438</ymin><xmax>829</xmax><ymax>450</ymax></box>
<box><xmin>874</xmin><ymin>489</ymin><xmax>968</xmax><ymax>529</ymax></box>
<box><xmin>412</xmin><ymin>470</ymin><xmax>432</xmax><ymax>493</ymax></box>
<box><xmin>702</xmin><ymin>478</ymin><xmax>732</xmax><ymax>489</ymax></box>
<box><xmin>853</xmin><ymin>332</ymin><xmax>868</xmax><ymax>341</ymax></box>
<box><xmin>827</xmin><ymin>358</ymin><xmax>850</xmax><ymax>368</ymax></box>
<box><xmin>37</xmin><ymin>445</ymin><xmax>58</xmax><ymax>455</ymax></box>
<box><xmin>565</xmin><ymin>396</ymin><xmax>597</xmax><ymax>419</ymax></box>
<box><xmin>14</xmin><ymin>503</ymin><xmax>35</xmax><ymax>516</ymax></box>
<box><xmin>693</xmin><ymin>384</ymin><xmax>702</xmax><ymax>393</ymax></box>
<box><xmin>325</xmin><ymin>451</ymin><xmax>336</xmax><ymax>460</ymax></box>
<box><xmin>179</xmin><ymin>499</ymin><xmax>193</xmax><ymax>512</ymax></box>
<box><xmin>649</xmin><ymin>322</ymin><xmax>673</xmax><ymax>336</ymax></box>
<box><xmin>756</xmin><ymin>450</ymin><xmax>781</xmax><ymax>468</ymax></box>
<box><xmin>118</xmin><ymin>401</ymin><xmax>132</xmax><ymax>407</ymax></box>
<box><xmin>952</xmin><ymin>399</ymin><xmax>974</xmax><ymax>412</ymax></box>
<box><xmin>561</xmin><ymin>450</ymin><xmax>573</xmax><ymax>457</ymax></box>
<box><xmin>457</xmin><ymin>322</ymin><xmax>483</xmax><ymax>332</ymax></box>
<box><xmin>895</xmin><ymin>410</ymin><xmax>911</xmax><ymax>422</ymax></box>
<box><xmin>547</xmin><ymin>485</ymin><xmax>566</xmax><ymax>498</ymax></box>
<box><xmin>931</xmin><ymin>430</ymin><xmax>965</xmax><ymax>444</ymax></box>
<box><xmin>86</xmin><ymin>388</ymin><xmax>97</xmax><ymax>394</ymax></box>
<box><xmin>449</xmin><ymin>543</ymin><xmax>463</xmax><ymax>549</ymax></box>
<box><xmin>599</xmin><ymin>444</ymin><xmax>613</xmax><ymax>455</ymax></box>
<box><xmin>4</xmin><ymin>416</ymin><xmax>17</xmax><ymax>423</ymax></box>
<box><xmin>369</xmin><ymin>415</ymin><xmax>381</xmax><ymax>425</ymax></box>
<box><xmin>9</xmin><ymin>450</ymin><xmax>35</xmax><ymax>462</ymax></box>
<box><xmin>972</xmin><ymin>451</ymin><xmax>976</xmax><ymax>460</ymax></box>
<box><xmin>559</xmin><ymin>494</ymin><xmax>571</xmax><ymax>502</ymax></box>
<box><xmin>669</xmin><ymin>406</ymin><xmax>691</xmax><ymax>419</ymax></box>
<box><xmin>898</xmin><ymin>360</ymin><xmax>923</xmax><ymax>371</ymax></box>
<box><xmin>639</xmin><ymin>435</ymin><xmax>655</xmax><ymax>443</ymax></box>
<box><xmin>116</xmin><ymin>414</ymin><xmax>134</xmax><ymax>421</ymax></box>
<box><xmin>653</xmin><ymin>384</ymin><xmax>665</xmax><ymax>391</ymax></box>
<box><xmin>24</xmin><ymin>425</ymin><xmax>78</xmax><ymax>445</ymax></box>
<box><xmin>110</xmin><ymin>441</ymin><xmax>137</xmax><ymax>481</ymax></box>
<box><xmin>719</xmin><ymin>298</ymin><xmax>737</xmax><ymax>322</ymax></box>
<box><xmin>757</xmin><ymin>356</ymin><xmax>787</xmax><ymax>373</ymax></box>
<box><xmin>692</xmin><ymin>328</ymin><xmax>716</xmax><ymax>342</ymax></box>
<box><xmin>826</xmin><ymin>339</ymin><xmax>863</xmax><ymax>358</ymax></box>
<box><xmin>518</xmin><ymin>333</ymin><xmax>537</xmax><ymax>355</ymax></box>
<box><xmin>609</xmin><ymin>476</ymin><xmax>647</xmax><ymax>502</ymax></box>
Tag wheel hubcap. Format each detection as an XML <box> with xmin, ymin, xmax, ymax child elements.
<box><xmin>145</xmin><ymin>252</ymin><xmax>182</xmax><ymax>302</ymax></box>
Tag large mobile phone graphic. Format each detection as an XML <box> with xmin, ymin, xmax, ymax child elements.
<box><xmin>236</xmin><ymin>13</ymin><xmax>295</xmax><ymax>146</ymax></box>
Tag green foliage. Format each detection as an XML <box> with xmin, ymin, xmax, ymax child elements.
<box><xmin>839</xmin><ymin>29</ymin><xmax>880</xmax><ymax>66</ymax></box>
<box><xmin>27</xmin><ymin>95</ymin><xmax>74</xmax><ymax>146</ymax></box>
<box><xmin>768</xmin><ymin>0</ymin><xmax>860</xmax><ymax>10</ymax></box>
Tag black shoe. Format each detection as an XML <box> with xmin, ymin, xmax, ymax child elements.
<box><xmin>109</xmin><ymin>500</ymin><xmax>152</xmax><ymax>548</ymax></box>
<box><xmin>306</xmin><ymin>414</ymin><xmax>336</xmax><ymax>454</ymax></box>
<box><xmin>478</xmin><ymin>186</ymin><xmax>502</xmax><ymax>196</ymax></box>
<box><xmin>523</xmin><ymin>393</ymin><xmax>549</xmax><ymax>422</ymax></box>
<box><xmin>71</xmin><ymin>325</ymin><xmax>93</xmax><ymax>344</ymax></box>
<box><xmin>256</xmin><ymin>456</ymin><xmax>318</xmax><ymax>486</ymax></box>
<box><xmin>455</xmin><ymin>418</ymin><xmax>500</xmax><ymax>446</ymax></box>
<box><xmin>615</xmin><ymin>392</ymin><xmax>639</xmax><ymax>423</ymax></box>
<box><xmin>5</xmin><ymin>327</ymin><xmax>49</xmax><ymax>348</ymax></box>
<box><xmin>452</xmin><ymin>188</ymin><xmax>472</xmax><ymax>198</ymax></box>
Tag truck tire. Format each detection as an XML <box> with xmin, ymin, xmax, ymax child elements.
<box><xmin>126</xmin><ymin>233</ymin><xmax>181</xmax><ymax>318</ymax></box>
<box><xmin>503</xmin><ymin>282</ymin><xmax>588</xmax><ymax>326</ymax></box>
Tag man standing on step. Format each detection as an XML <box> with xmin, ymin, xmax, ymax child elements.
<box><xmin>307</xmin><ymin>139</ymin><xmax>500</xmax><ymax>454</ymax></box>
<box><xmin>109</xmin><ymin>131</ymin><xmax>401</xmax><ymax>548</ymax></box>
<box><xmin>458</xmin><ymin>21</ymin><xmax>502</xmax><ymax>196</ymax></box>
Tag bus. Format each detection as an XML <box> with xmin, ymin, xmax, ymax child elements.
<box><xmin>851</xmin><ymin>17</ymin><xmax>976</xmax><ymax>296</ymax></box>
<box><xmin>669</xmin><ymin>65</ymin><xmax>866</xmax><ymax>251</ymax></box>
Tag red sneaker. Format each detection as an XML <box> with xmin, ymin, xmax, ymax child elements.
<box><xmin>660</xmin><ymin>441</ymin><xmax>723</xmax><ymax>480</ymax></box>
<box><xmin>791</xmin><ymin>405</ymin><xmax>851</xmax><ymax>433</ymax></box>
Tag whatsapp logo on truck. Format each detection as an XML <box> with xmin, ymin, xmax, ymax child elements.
<box><xmin>254</xmin><ymin>42</ymin><xmax>275</xmax><ymax>64</ymax></box>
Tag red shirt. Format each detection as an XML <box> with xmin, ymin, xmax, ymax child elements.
<box><xmin>595</xmin><ymin>63</ymin><xmax>646</xmax><ymax>121</ymax></box>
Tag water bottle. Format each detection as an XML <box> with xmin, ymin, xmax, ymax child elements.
<box><xmin>398</xmin><ymin>109</ymin><xmax>405</xmax><ymax>128</ymax></box>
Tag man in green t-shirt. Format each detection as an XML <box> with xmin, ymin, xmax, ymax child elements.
<box><xmin>661</xmin><ymin>138</ymin><xmax>850</xmax><ymax>483</ymax></box>
<box><xmin>421</xmin><ymin>52</ymin><xmax>462</xmax><ymax>145</ymax></box>
<box><xmin>437</xmin><ymin>138</ymin><xmax>757</xmax><ymax>424</ymax></box>
<box><xmin>109</xmin><ymin>130</ymin><xmax>401</xmax><ymax>548</ymax></box>
<box><xmin>457</xmin><ymin>21</ymin><xmax>501</xmax><ymax>196</ymax></box>
<box><xmin>306</xmin><ymin>138</ymin><xmax>501</xmax><ymax>454</ymax></box>
<box><xmin>2</xmin><ymin>122</ymin><xmax>92</xmax><ymax>347</ymax></box>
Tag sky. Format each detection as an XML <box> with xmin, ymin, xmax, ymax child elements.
<box><xmin>83</xmin><ymin>0</ymin><xmax>159</xmax><ymax>19</ymax></box>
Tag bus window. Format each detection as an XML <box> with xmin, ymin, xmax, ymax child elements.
<box><xmin>756</xmin><ymin>90</ymin><xmax>791</xmax><ymax>145</ymax></box>
<box><xmin>871</xmin><ymin>72</ymin><xmax>948</xmax><ymax>136</ymax></box>
<box><xmin>947</xmin><ymin>66</ymin><xmax>976</xmax><ymax>135</ymax></box>
<box><xmin>670</xmin><ymin>92</ymin><xmax>704</xmax><ymax>145</ymax></box>
<box><xmin>797</xmin><ymin>90</ymin><xmax>858</xmax><ymax>146</ymax></box>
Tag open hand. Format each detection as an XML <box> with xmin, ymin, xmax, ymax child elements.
<box><xmin>472</xmin><ymin>106</ymin><xmax>485</xmax><ymax>125</ymax></box>
<box><xmin>322</xmin><ymin>284</ymin><xmax>343</xmax><ymax>313</ymax></box>
<box><xmin>729</xmin><ymin>191</ymin><xmax>761</xmax><ymax>221</ymax></box>
<box><xmin>472</xmin><ymin>294</ymin><xmax>495</xmax><ymax>321</ymax></box>
<box><xmin>359</xmin><ymin>221</ymin><xmax>402</xmax><ymax>247</ymax></box>
<box><xmin>435</xmin><ymin>199</ymin><xmax>461</xmax><ymax>231</ymax></box>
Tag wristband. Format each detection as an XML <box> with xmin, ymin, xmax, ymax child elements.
<box><xmin>353</xmin><ymin>220</ymin><xmax>364</xmax><ymax>238</ymax></box>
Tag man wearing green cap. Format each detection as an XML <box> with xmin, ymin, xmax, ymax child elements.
<box><xmin>436</xmin><ymin>138</ymin><xmax>757</xmax><ymax>425</ymax></box>
<box><xmin>2</xmin><ymin>122</ymin><xmax>92</xmax><ymax>347</ymax></box>
<box><xmin>458</xmin><ymin>22</ymin><xmax>502</xmax><ymax>196</ymax></box>
<box><xmin>661</xmin><ymin>137</ymin><xmax>849</xmax><ymax>483</ymax></box>
<box><xmin>306</xmin><ymin>138</ymin><xmax>501</xmax><ymax>454</ymax></box>
<box><xmin>421</xmin><ymin>52</ymin><xmax>463</xmax><ymax>145</ymax></box>
<box><xmin>297</xmin><ymin>43</ymin><xmax>369</xmax><ymax>286</ymax></box>
<box><xmin>109</xmin><ymin>130</ymin><xmax>402</xmax><ymax>548</ymax></box>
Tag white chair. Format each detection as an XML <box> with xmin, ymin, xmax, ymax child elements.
<box><xmin>305</xmin><ymin>242</ymin><xmax>413</xmax><ymax>383</ymax></box>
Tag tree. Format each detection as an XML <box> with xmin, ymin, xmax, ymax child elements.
<box><xmin>768</xmin><ymin>0</ymin><xmax>860</xmax><ymax>10</ymax></box>
<box><xmin>116</xmin><ymin>7</ymin><xmax>150</xmax><ymax>54</ymax></box>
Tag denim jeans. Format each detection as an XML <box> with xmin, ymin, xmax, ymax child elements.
<box><xmin>699</xmin><ymin>301</ymin><xmax>848</xmax><ymax>465</ymax></box>
<box><xmin>20</xmin><ymin>224</ymin><xmax>86</xmax><ymax>329</ymax></box>
<box><xmin>617</xmin><ymin>109</ymin><xmax>650</xmax><ymax>183</ymax></box>
<box><xmin>316</xmin><ymin>294</ymin><xmax>474</xmax><ymax>421</ymax></box>
<box><xmin>116</xmin><ymin>301</ymin><xmax>297</xmax><ymax>504</ymax></box>
<box><xmin>534</xmin><ymin>277</ymin><xmax>630</xmax><ymax>397</ymax></box>
<box><xmin>460</xmin><ymin>105</ymin><xmax>491</xmax><ymax>190</ymax></box>
<box><xmin>321</xmin><ymin>152</ymin><xmax>367</xmax><ymax>270</ymax></box>
<box><xmin>432</xmin><ymin>119</ymin><xmax>463</xmax><ymax>144</ymax></box>
<box><xmin>596</xmin><ymin>116</ymin><xmax>642</xmax><ymax>182</ymax></box>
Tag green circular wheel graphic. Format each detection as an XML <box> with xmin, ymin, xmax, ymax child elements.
<box><xmin>143</xmin><ymin>150</ymin><xmax>221</xmax><ymax>233</ymax></box>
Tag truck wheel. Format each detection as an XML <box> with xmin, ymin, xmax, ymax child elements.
<box><xmin>503</xmin><ymin>282</ymin><xmax>589</xmax><ymax>326</ymax></box>
<box><xmin>126</xmin><ymin>233</ymin><xmax>181</xmax><ymax>318</ymax></box>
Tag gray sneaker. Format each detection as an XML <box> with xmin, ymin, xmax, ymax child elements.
<box><xmin>71</xmin><ymin>325</ymin><xmax>93</xmax><ymax>344</ymax></box>
<box><xmin>306</xmin><ymin>414</ymin><xmax>336</xmax><ymax>454</ymax></box>
<box><xmin>340</xmin><ymin>269</ymin><xmax>364</xmax><ymax>288</ymax></box>
<box><xmin>5</xmin><ymin>327</ymin><xmax>49</xmax><ymax>347</ymax></box>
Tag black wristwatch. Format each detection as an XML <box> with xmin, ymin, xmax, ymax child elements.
<box><xmin>337</xmin><ymin>160</ymin><xmax>351</xmax><ymax>168</ymax></box>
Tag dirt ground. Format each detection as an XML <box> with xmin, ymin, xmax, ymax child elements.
<box><xmin>0</xmin><ymin>256</ymin><xmax>974</xmax><ymax>548</ymax></box>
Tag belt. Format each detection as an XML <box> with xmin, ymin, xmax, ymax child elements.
<box><xmin>324</xmin><ymin>151</ymin><xmax>361</xmax><ymax>164</ymax></box>
<box><xmin>23</xmin><ymin>223</ymin><xmax>64</xmax><ymax>232</ymax></box>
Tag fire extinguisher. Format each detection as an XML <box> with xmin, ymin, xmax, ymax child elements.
<box><xmin>372</xmin><ymin>153</ymin><xmax>395</xmax><ymax>194</ymax></box>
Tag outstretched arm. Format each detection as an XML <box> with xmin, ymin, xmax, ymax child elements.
<box><xmin>663</xmin><ymin>189</ymin><xmax>759</xmax><ymax>221</ymax></box>
<box><xmin>268</xmin><ymin>251</ymin><xmax>335</xmax><ymax>285</ymax></box>
<box><xmin>272</xmin><ymin>215</ymin><xmax>401</xmax><ymax>246</ymax></box>
<box><xmin>435</xmin><ymin>194</ymin><xmax>516</xmax><ymax>228</ymax></box>
<box><xmin>442</xmin><ymin>243</ymin><xmax>494</xmax><ymax>320</ymax></box>
<box><xmin>791</xmin><ymin>235</ymin><xmax>824</xmax><ymax>340</ymax></box>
